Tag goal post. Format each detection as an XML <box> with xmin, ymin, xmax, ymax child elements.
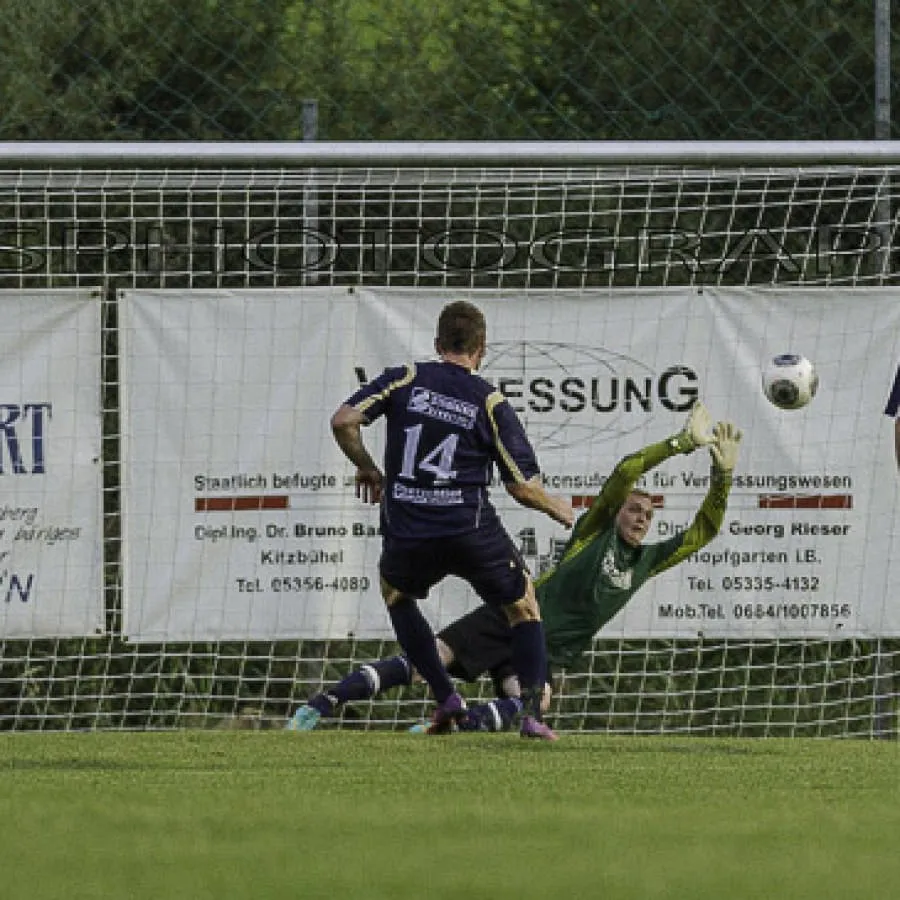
<box><xmin>0</xmin><ymin>141</ymin><xmax>897</xmax><ymax>737</ymax></box>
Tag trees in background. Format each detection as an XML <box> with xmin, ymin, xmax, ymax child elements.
<box><xmin>0</xmin><ymin>0</ymin><xmax>890</xmax><ymax>141</ymax></box>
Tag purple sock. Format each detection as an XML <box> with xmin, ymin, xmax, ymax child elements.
<box><xmin>388</xmin><ymin>597</ymin><xmax>454</xmax><ymax>703</ymax></box>
<box><xmin>458</xmin><ymin>697</ymin><xmax>522</xmax><ymax>732</ymax></box>
<box><xmin>330</xmin><ymin>656</ymin><xmax>412</xmax><ymax>705</ymax></box>
<box><xmin>511</xmin><ymin>619</ymin><xmax>548</xmax><ymax>718</ymax></box>
<box><xmin>309</xmin><ymin>693</ymin><xmax>336</xmax><ymax>716</ymax></box>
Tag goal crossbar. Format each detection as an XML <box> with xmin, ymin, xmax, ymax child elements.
<box><xmin>4</xmin><ymin>140</ymin><xmax>900</xmax><ymax>169</ymax></box>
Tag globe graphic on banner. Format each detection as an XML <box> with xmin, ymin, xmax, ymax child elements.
<box><xmin>480</xmin><ymin>341</ymin><xmax>694</xmax><ymax>452</ymax></box>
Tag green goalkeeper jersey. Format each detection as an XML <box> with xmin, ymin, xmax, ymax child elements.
<box><xmin>535</xmin><ymin>437</ymin><xmax>732</xmax><ymax>668</ymax></box>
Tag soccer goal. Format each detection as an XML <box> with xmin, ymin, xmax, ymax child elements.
<box><xmin>0</xmin><ymin>141</ymin><xmax>897</xmax><ymax>737</ymax></box>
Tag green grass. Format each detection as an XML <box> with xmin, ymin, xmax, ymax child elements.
<box><xmin>0</xmin><ymin>732</ymin><xmax>897</xmax><ymax>900</ymax></box>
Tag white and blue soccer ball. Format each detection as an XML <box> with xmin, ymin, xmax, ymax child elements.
<box><xmin>762</xmin><ymin>353</ymin><xmax>819</xmax><ymax>410</ymax></box>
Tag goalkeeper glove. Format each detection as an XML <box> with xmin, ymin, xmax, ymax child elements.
<box><xmin>669</xmin><ymin>401</ymin><xmax>714</xmax><ymax>454</ymax></box>
<box><xmin>709</xmin><ymin>421</ymin><xmax>742</xmax><ymax>473</ymax></box>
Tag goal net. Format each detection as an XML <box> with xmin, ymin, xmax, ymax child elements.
<box><xmin>0</xmin><ymin>142</ymin><xmax>897</xmax><ymax>737</ymax></box>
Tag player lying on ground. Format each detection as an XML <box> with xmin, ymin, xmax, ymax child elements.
<box><xmin>287</xmin><ymin>402</ymin><xmax>741</xmax><ymax>733</ymax></box>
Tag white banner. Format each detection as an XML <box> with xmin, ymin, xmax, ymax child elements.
<box><xmin>0</xmin><ymin>290</ymin><xmax>103</xmax><ymax>638</ymax></box>
<box><xmin>121</xmin><ymin>287</ymin><xmax>900</xmax><ymax>641</ymax></box>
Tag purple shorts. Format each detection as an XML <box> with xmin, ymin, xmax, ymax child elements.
<box><xmin>379</xmin><ymin>520</ymin><xmax>529</xmax><ymax>608</ymax></box>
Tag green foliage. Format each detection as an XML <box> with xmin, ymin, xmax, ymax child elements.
<box><xmin>0</xmin><ymin>0</ymin><xmax>296</xmax><ymax>139</ymax></box>
<box><xmin>0</xmin><ymin>0</ymin><xmax>895</xmax><ymax>140</ymax></box>
<box><xmin>514</xmin><ymin>0</ymin><xmax>879</xmax><ymax>139</ymax></box>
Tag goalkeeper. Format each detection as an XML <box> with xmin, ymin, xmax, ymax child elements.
<box><xmin>287</xmin><ymin>402</ymin><xmax>741</xmax><ymax>734</ymax></box>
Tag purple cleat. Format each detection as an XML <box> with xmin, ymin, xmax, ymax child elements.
<box><xmin>520</xmin><ymin>715</ymin><xmax>558</xmax><ymax>742</ymax></box>
<box><xmin>427</xmin><ymin>691</ymin><xmax>468</xmax><ymax>735</ymax></box>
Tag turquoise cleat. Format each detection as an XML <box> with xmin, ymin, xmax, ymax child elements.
<box><xmin>286</xmin><ymin>705</ymin><xmax>321</xmax><ymax>731</ymax></box>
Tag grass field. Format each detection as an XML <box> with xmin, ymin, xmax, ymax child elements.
<box><xmin>0</xmin><ymin>731</ymin><xmax>897</xmax><ymax>900</ymax></box>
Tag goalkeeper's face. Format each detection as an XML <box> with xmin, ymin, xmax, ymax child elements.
<box><xmin>616</xmin><ymin>493</ymin><xmax>654</xmax><ymax>547</ymax></box>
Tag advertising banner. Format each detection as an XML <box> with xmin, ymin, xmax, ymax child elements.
<box><xmin>0</xmin><ymin>290</ymin><xmax>103</xmax><ymax>638</ymax></box>
<box><xmin>121</xmin><ymin>287</ymin><xmax>900</xmax><ymax>640</ymax></box>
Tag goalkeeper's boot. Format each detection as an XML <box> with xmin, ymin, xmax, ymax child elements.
<box><xmin>427</xmin><ymin>691</ymin><xmax>467</xmax><ymax>735</ymax></box>
<box><xmin>519</xmin><ymin>715</ymin><xmax>558</xmax><ymax>742</ymax></box>
<box><xmin>285</xmin><ymin>703</ymin><xmax>322</xmax><ymax>731</ymax></box>
<box><xmin>407</xmin><ymin>721</ymin><xmax>428</xmax><ymax>734</ymax></box>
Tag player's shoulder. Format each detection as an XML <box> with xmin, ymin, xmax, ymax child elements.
<box><xmin>370</xmin><ymin>361</ymin><xmax>417</xmax><ymax>386</ymax></box>
<box><xmin>471</xmin><ymin>370</ymin><xmax>500</xmax><ymax>399</ymax></box>
<box><xmin>351</xmin><ymin>363</ymin><xmax>419</xmax><ymax>406</ymax></box>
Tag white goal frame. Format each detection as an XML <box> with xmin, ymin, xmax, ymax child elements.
<box><xmin>0</xmin><ymin>141</ymin><xmax>897</xmax><ymax>737</ymax></box>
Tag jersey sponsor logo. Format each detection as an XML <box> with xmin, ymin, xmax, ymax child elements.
<box><xmin>392</xmin><ymin>482</ymin><xmax>464</xmax><ymax>505</ymax></box>
<box><xmin>601</xmin><ymin>546</ymin><xmax>633</xmax><ymax>590</ymax></box>
<box><xmin>407</xmin><ymin>387</ymin><xmax>478</xmax><ymax>429</ymax></box>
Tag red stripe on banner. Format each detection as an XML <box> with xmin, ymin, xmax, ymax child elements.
<box><xmin>571</xmin><ymin>494</ymin><xmax>665</xmax><ymax>509</ymax></box>
<box><xmin>757</xmin><ymin>494</ymin><xmax>853</xmax><ymax>510</ymax></box>
<box><xmin>195</xmin><ymin>495</ymin><xmax>290</xmax><ymax>512</ymax></box>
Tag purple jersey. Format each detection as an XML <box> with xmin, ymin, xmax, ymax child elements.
<box><xmin>344</xmin><ymin>360</ymin><xmax>541</xmax><ymax>539</ymax></box>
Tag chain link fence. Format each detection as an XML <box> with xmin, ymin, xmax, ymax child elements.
<box><xmin>0</xmin><ymin>0</ymin><xmax>894</xmax><ymax>142</ymax></box>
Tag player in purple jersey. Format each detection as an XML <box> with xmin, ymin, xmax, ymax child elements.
<box><xmin>288</xmin><ymin>402</ymin><xmax>740</xmax><ymax>736</ymax></box>
<box><xmin>319</xmin><ymin>300</ymin><xmax>573</xmax><ymax>740</ymax></box>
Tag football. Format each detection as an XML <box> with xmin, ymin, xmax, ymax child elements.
<box><xmin>762</xmin><ymin>354</ymin><xmax>819</xmax><ymax>410</ymax></box>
